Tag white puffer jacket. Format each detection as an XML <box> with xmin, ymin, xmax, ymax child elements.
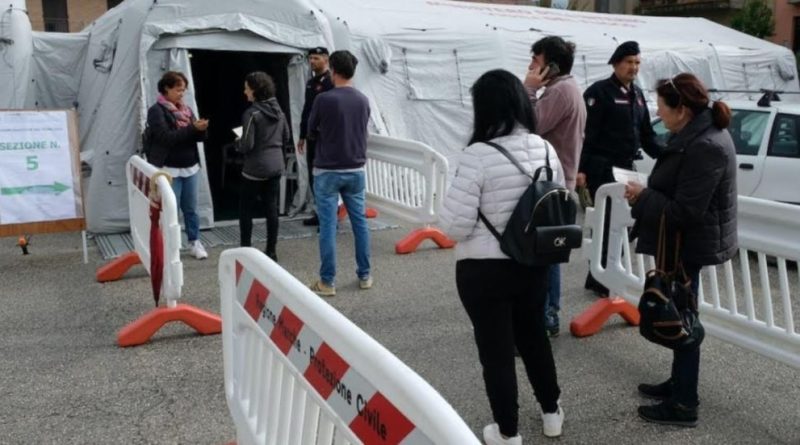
<box><xmin>439</xmin><ymin>128</ymin><xmax>565</xmax><ymax>261</ymax></box>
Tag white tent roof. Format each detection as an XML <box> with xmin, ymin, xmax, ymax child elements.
<box><xmin>4</xmin><ymin>0</ymin><xmax>797</xmax><ymax>233</ymax></box>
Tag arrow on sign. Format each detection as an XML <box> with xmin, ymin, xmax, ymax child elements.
<box><xmin>1</xmin><ymin>182</ymin><xmax>71</xmax><ymax>196</ymax></box>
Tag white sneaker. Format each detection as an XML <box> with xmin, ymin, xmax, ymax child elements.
<box><xmin>541</xmin><ymin>404</ymin><xmax>564</xmax><ymax>438</ymax></box>
<box><xmin>483</xmin><ymin>423</ymin><xmax>522</xmax><ymax>445</ymax></box>
<box><xmin>189</xmin><ymin>240</ymin><xmax>208</xmax><ymax>260</ymax></box>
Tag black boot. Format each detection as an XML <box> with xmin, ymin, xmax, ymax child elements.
<box><xmin>638</xmin><ymin>400</ymin><xmax>698</xmax><ymax>427</ymax></box>
<box><xmin>584</xmin><ymin>272</ymin><xmax>609</xmax><ymax>297</ymax></box>
<box><xmin>302</xmin><ymin>213</ymin><xmax>319</xmax><ymax>226</ymax></box>
<box><xmin>638</xmin><ymin>380</ymin><xmax>672</xmax><ymax>400</ymax></box>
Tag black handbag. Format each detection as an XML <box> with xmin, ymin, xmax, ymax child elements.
<box><xmin>638</xmin><ymin>214</ymin><xmax>704</xmax><ymax>350</ymax></box>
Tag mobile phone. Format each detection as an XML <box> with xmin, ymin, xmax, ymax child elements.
<box><xmin>545</xmin><ymin>62</ymin><xmax>561</xmax><ymax>80</ymax></box>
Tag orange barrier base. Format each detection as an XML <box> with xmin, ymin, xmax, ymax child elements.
<box><xmin>570</xmin><ymin>297</ymin><xmax>640</xmax><ymax>338</ymax></box>
<box><xmin>395</xmin><ymin>227</ymin><xmax>456</xmax><ymax>254</ymax></box>
<box><xmin>96</xmin><ymin>251</ymin><xmax>141</xmax><ymax>282</ymax></box>
<box><xmin>337</xmin><ymin>205</ymin><xmax>379</xmax><ymax>220</ymax></box>
<box><xmin>117</xmin><ymin>303</ymin><xmax>222</xmax><ymax>347</ymax></box>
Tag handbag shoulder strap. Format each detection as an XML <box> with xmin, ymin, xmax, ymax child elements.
<box><xmin>484</xmin><ymin>141</ymin><xmax>535</xmax><ymax>179</ymax></box>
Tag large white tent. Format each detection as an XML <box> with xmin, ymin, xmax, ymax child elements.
<box><xmin>2</xmin><ymin>0</ymin><xmax>797</xmax><ymax>233</ymax></box>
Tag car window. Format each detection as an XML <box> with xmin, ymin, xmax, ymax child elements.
<box><xmin>768</xmin><ymin>113</ymin><xmax>800</xmax><ymax>158</ymax></box>
<box><xmin>729</xmin><ymin>109</ymin><xmax>769</xmax><ymax>155</ymax></box>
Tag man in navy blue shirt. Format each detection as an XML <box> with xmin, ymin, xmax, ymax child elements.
<box><xmin>306</xmin><ymin>50</ymin><xmax>372</xmax><ymax>297</ymax></box>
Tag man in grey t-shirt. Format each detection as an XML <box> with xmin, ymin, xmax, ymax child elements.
<box><xmin>306</xmin><ymin>50</ymin><xmax>372</xmax><ymax>296</ymax></box>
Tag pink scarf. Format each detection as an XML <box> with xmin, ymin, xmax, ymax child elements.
<box><xmin>157</xmin><ymin>94</ymin><xmax>193</xmax><ymax>128</ymax></box>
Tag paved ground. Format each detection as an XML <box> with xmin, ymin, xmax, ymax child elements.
<box><xmin>1</xmin><ymin>218</ymin><xmax>798</xmax><ymax>445</ymax></box>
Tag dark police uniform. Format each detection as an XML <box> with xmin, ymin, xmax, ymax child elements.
<box><xmin>580</xmin><ymin>74</ymin><xmax>662</xmax><ymax>197</ymax></box>
<box><xmin>299</xmin><ymin>70</ymin><xmax>334</xmax><ymax>192</ymax></box>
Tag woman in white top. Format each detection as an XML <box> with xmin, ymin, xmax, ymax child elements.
<box><xmin>439</xmin><ymin>69</ymin><xmax>565</xmax><ymax>445</ymax></box>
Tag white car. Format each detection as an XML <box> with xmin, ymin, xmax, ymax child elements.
<box><xmin>636</xmin><ymin>99</ymin><xmax>800</xmax><ymax>205</ymax></box>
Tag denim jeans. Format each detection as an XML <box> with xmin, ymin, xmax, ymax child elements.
<box><xmin>171</xmin><ymin>173</ymin><xmax>200</xmax><ymax>242</ymax></box>
<box><xmin>545</xmin><ymin>264</ymin><xmax>561</xmax><ymax>328</ymax></box>
<box><xmin>671</xmin><ymin>263</ymin><xmax>702</xmax><ymax>408</ymax></box>
<box><xmin>313</xmin><ymin>171</ymin><xmax>370</xmax><ymax>286</ymax></box>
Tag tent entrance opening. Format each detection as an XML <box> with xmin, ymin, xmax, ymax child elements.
<box><xmin>189</xmin><ymin>49</ymin><xmax>295</xmax><ymax>222</ymax></box>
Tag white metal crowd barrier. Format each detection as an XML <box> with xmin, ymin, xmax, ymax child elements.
<box><xmin>585</xmin><ymin>182</ymin><xmax>800</xmax><ymax>369</ymax></box>
<box><xmin>365</xmin><ymin>134</ymin><xmax>454</xmax><ymax>254</ymax></box>
<box><xmin>219</xmin><ymin>248</ymin><xmax>479</xmax><ymax>445</ymax></box>
<box><xmin>365</xmin><ymin>134</ymin><xmax>448</xmax><ymax>226</ymax></box>
<box><xmin>97</xmin><ymin>155</ymin><xmax>221</xmax><ymax>347</ymax></box>
<box><xmin>126</xmin><ymin>155</ymin><xmax>183</xmax><ymax>304</ymax></box>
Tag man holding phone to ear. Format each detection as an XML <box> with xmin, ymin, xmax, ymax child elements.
<box><xmin>524</xmin><ymin>36</ymin><xmax>587</xmax><ymax>337</ymax></box>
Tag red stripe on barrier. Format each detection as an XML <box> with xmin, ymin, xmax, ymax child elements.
<box><xmin>269</xmin><ymin>307</ymin><xmax>304</xmax><ymax>355</ymax></box>
<box><xmin>304</xmin><ymin>343</ymin><xmax>351</xmax><ymax>399</ymax></box>
<box><xmin>349</xmin><ymin>392</ymin><xmax>415</xmax><ymax>445</ymax></box>
<box><xmin>243</xmin><ymin>280</ymin><xmax>269</xmax><ymax>321</ymax></box>
<box><xmin>235</xmin><ymin>261</ymin><xmax>244</xmax><ymax>286</ymax></box>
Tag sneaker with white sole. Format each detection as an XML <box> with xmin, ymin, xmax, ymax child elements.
<box><xmin>541</xmin><ymin>403</ymin><xmax>564</xmax><ymax>438</ymax></box>
<box><xmin>359</xmin><ymin>276</ymin><xmax>373</xmax><ymax>290</ymax></box>
<box><xmin>309</xmin><ymin>280</ymin><xmax>336</xmax><ymax>297</ymax></box>
<box><xmin>483</xmin><ymin>424</ymin><xmax>522</xmax><ymax>445</ymax></box>
<box><xmin>189</xmin><ymin>240</ymin><xmax>208</xmax><ymax>260</ymax></box>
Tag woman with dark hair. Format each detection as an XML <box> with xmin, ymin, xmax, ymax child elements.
<box><xmin>236</xmin><ymin>71</ymin><xmax>292</xmax><ymax>261</ymax></box>
<box><xmin>146</xmin><ymin>71</ymin><xmax>209</xmax><ymax>260</ymax></box>
<box><xmin>625</xmin><ymin>73</ymin><xmax>737</xmax><ymax>427</ymax></box>
<box><xmin>439</xmin><ymin>69</ymin><xmax>565</xmax><ymax>444</ymax></box>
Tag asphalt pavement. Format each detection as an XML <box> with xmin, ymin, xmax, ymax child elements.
<box><xmin>0</xmin><ymin>218</ymin><xmax>798</xmax><ymax>445</ymax></box>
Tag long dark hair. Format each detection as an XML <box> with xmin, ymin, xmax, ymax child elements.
<box><xmin>656</xmin><ymin>73</ymin><xmax>731</xmax><ymax>129</ymax></box>
<box><xmin>469</xmin><ymin>69</ymin><xmax>536</xmax><ymax>145</ymax></box>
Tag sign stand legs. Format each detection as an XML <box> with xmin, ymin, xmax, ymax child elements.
<box><xmin>81</xmin><ymin>230</ymin><xmax>88</xmax><ymax>264</ymax></box>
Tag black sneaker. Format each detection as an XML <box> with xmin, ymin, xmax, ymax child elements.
<box><xmin>638</xmin><ymin>401</ymin><xmax>698</xmax><ymax>427</ymax></box>
<box><xmin>302</xmin><ymin>214</ymin><xmax>319</xmax><ymax>226</ymax></box>
<box><xmin>638</xmin><ymin>380</ymin><xmax>672</xmax><ymax>400</ymax></box>
<box><xmin>546</xmin><ymin>324</ymin><xmax>560</xmax><ymax>337</ymax></box>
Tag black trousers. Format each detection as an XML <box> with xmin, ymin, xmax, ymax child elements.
<box><xmin>456</xmin><ymin>259</ymin><xmax>560</xmax><ymax>437</ymax></box>
<box><xmin>306</xmin><ymin>139</ymin><xmax>317</xmax><ymax>199</ymax></box>
<box><xmin>239</xmin><ymin>176</ymin><xmax>280</xmax><ymax>255</ymax></box>
<box><xmin>670</xmin><ymin>263</ymin><xmax>703</xmax><ymax>408</ymax></box>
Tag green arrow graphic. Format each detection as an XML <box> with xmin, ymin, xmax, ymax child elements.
<box><xmin>1</xmin><ymin>181</ymin><xmax>71</xmax><ymax>196</ymax></box>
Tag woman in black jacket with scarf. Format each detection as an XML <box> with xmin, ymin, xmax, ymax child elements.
<box><xmin>625</xmin><ymin>73</ymin><xmax>737</xmax><ymax>427</ymax></box>
<box><xmin>236</xmin><ymin>72</ymin><xmax>292</xmax><ymax>261</ymax></box>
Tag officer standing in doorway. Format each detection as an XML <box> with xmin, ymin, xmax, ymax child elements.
<box><xmin>578</xmin><ymin>41</ymin><xmax>663</xmax><ymax>296</ymax></box>
<box><xmin>297</xmin><ymin>46</ymin><xmax>335</xmax><ymax>226</ymax></box>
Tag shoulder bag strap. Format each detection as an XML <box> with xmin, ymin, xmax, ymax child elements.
<box><xmin>477</xmin><ymin>140</ymin><xmax>531</xmax><ymax>243</ymax></box>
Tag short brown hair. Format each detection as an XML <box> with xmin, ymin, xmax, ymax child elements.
<box><xmin>157</xmin><ymin>71</ymin><xmax>189</xmax><ymax>94</ymax></box>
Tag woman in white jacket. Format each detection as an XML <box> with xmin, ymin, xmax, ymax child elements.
<box><xmin>439</xmin><ymin>70</ymin><xmax>565</xmax><ymax>445</ymax></box>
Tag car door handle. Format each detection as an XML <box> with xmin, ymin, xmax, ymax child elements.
<box><xmin>739</xmin><ymin>163</ymin><xmax>754</xmax><ymax>170</ymax></box>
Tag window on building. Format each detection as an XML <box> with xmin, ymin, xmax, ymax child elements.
<box><xmin>43</xmin><ymin>0</ymin><xmax>69</xmax><ymax>32</ymax></box>
<box><xmin>108</xmin><ymin>0</ymin><xmax>124</xmax><ymax>9</ymax></box>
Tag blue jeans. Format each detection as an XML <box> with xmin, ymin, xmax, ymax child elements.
<box><xmin>545</xmin><ymin>264</ymin><xmax>561</xmax><ymax>328</ymax></box>
<box><xmin>171</xmin><ymin>173</ymin><xmax>200</xmax><ymax>242</ymax></box>
<box><xmin>313</xmin><ymin>171</ymin><xmax>370</xmax><ymax>286</ymax></box>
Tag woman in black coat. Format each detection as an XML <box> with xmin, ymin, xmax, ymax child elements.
<box><xmin>625</xmin><ymin>73</ymin><xmax>737</xmax><ymax>427</ymax></box>
<box><xmin>146</xmin><ymin>71</ymin><xmax>209</xmax><ymax>260</ymax></box>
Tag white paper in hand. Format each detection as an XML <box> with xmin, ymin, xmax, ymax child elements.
<box><xmin>613</xmin><ymin>167</ymin><xmax>648</xmax><ymax>185</ymax></box>
<box><xmin>232</xmin><ymin>126</ymin><xmax>243</xmax><ymax>138</ymax></box>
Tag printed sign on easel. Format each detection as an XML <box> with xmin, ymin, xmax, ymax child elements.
<box><xmin>0</xmin><ymin>109</ymin><xmax>87</xmax><ymax>262</ymax></box>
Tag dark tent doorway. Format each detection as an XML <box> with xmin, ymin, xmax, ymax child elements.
<box><xmin>189</xmin><ymin>49</ymin><xmax>295</xmax><ymax>222</ymax></box>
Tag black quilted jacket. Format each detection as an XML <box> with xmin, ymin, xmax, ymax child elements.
<box><xmin>632</xmin><ymin>109</ymin><xmax>738</xmax><ymax>266</ymax></box>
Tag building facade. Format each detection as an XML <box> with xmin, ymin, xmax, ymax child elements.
<box><xmin>772</xmin><ymin>0</ymin><xmax>800</xmax><ymax>52</ymax></box>
<box><xmin>26</xmin><ymin>0</ymin><xmax>121</xmax><ymax>32</ymax></box>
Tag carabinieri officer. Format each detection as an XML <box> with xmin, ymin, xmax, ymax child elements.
<box><xmin>577</xmin><ymin>40</ymin><xmax>663</xmax><ymax>295</ymax></box>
